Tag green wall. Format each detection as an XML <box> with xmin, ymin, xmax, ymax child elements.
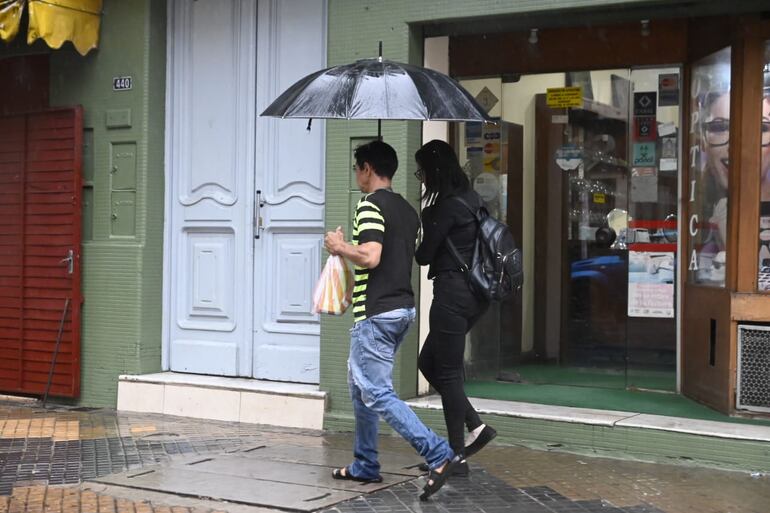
<box><xmin>48</xmin><ymin>0</ymin><xmax>166</xmax><ymax>406</ymax></box>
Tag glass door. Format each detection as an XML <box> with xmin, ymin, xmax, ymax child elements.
<box><xmin>624</xmin><ymin>67</ymin><xmax>680</xmax><ymax>392</ymax></box>
<box><xmin>457</xmin><ymin>67</ymin><xmax>679</xmax><ymax>392</ymax></box>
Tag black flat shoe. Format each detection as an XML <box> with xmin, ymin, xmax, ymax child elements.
<box><xmin>464</xmin><ymin>425</ymin><xmax>497</xmax><ymax>458</ymax></box>
<box><xmin>419</xmin><ymin>455</ymin><xmax>462</xmax><ymax>501</ymax></box>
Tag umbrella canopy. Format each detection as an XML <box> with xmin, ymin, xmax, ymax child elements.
<box><xmin>260</xmin><ymin>58</ymin><xmax>492</xmax><ymax>123</ymax></box>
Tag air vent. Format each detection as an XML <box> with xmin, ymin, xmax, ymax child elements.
<box><xmin>736</xmin><ymin>325</ymin><xmax>770</xmax><ymax>413</ymax></box>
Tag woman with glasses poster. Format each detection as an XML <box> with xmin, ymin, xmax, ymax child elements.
<box><xmin>690</xmin><ymin>51</ymin><xmax>731</xmax><ymax>286</ymax></box>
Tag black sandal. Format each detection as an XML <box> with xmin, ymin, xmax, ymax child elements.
<box><xmin>419</xmin><ymin>455</ymin><xmax>461</xmax><ymax>501</ymax></box>
<box><xmin>417</xmin><ymin>460</ymin><xmax>469</xmax><ymax>476</ymax></box>
<box><xmin>331</xmin><ymin>466</ymin><xmax>383</xmax><ymax>483</ymax></box>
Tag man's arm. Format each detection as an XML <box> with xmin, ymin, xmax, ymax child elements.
<box><xmin>325</xmin><ymin>229</ymin><xmax>382</xmax><ymax>268</ymax></box>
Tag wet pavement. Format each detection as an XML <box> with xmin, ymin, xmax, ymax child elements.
<box><xmin>0</xmin><ymin>399</ymin><xmax>768</xmax><ymax>513</ymax></box>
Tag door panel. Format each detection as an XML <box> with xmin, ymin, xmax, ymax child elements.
<box><xmin>165</xmin><ymin>0</ymin><xmax>256</xmax><ymax>376</ymax></box>
<box><xmin>0</xmin><ymin>108</ymin><xmax>83</xmax><ymax>398</ymax></box>
<box><xmin>252</xmin><ymin>0</ymin><xmax>326</xmax><ymax>383</ymax></box>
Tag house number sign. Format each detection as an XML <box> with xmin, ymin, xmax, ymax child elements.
<box><xmin>113</xmin><ymin>76</ymin><xmax>133</xmax><ymax>91</ymax></box>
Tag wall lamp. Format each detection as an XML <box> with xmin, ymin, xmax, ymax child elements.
<box><xmin>528</xmin><ymin>28</ymin><xmax>539</xmax><ymax>44</ymax></box>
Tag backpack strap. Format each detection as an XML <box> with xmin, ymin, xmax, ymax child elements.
<box><xmin>450</xmin><ymin>193</ymin><xmax>483</xmax><ymax>222</ymax></box>
<box><xmin>445</xmin><ymin>237</ymin><xmax>469</xmax><ymax>273</ymax></box>
<box><xmin>444</xmin><ymin>193</ymin><xmax>481</xmax><ymax>273</ymax></box>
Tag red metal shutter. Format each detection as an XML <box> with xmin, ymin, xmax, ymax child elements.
<box><xmin>0</xmin><ymin>107</ymin><xmax>83</xmax><ymax>398</ymax></box>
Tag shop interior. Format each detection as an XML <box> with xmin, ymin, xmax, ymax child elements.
<box><xmin>455</xmin><ymin>67</ymin><xmax>681</xmax><ymax>401</ymax></box>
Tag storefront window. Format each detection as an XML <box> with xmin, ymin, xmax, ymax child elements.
<box><xmin>688</xmin><ymin>47</ymin><xmax>731</xmax><ymax>287</ymax></box>
<box><xmin>757</xmin><ymin>41</ymin><xmax>770</xmax><ymax>291</ymax></box>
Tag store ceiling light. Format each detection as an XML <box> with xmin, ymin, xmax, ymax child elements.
<box><xmin>641</xmin><ymin>19</ymin><xmax>650</xmax><ymax>37</ymax></box>
<box><xmin>528</xmin><ymin>28</ymin><xmax>538</xmax><ymax>44</ymax></box>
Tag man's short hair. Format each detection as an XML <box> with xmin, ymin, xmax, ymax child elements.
<box><xmin>354</xmin><ymin>140</ymin><xmax>398</xmax><ymax>180</ymax></box>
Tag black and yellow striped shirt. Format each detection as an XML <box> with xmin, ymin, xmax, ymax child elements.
<box><xmin>351</xmin><ymin>188</ymin><xmax>419</xmax><ymax>322</ymax></box>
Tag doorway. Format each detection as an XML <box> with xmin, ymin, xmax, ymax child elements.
<box><xmin>456</xmin><ymin>67</ymin><xmax>680</xmax><ymax>392</ymax></box>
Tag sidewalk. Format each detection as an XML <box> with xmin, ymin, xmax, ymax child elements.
<box><xmin>0</xmin><ymin>400</ymin><xmax>768</xmax><ymax>513</ymax></box>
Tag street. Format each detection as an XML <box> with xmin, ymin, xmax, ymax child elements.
<box><xmin>0</xmin><ymin>400</ymin><xmax>767</xmax><ymax>513</ymax></box>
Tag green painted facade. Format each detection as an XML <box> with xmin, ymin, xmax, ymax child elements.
<box><xmin>44</xmin><ymin>0</ymin><xmax>167</xmax><ymax>406</ymax></box>
<box><xmin>321</xmin><ymin>0</ymin><xmax>770</xmax><ymax>471</ymax></box>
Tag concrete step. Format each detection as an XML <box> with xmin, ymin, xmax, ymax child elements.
<box><xmin>117</xmin><ymin>372</ymin><xmax>326</xmax><ymax>430</ymax></box>
<box><xmin>409</xmin><ymin>395</ymin><xmax>770</xmax><ymax>442</ymax></box>
<box><xmin>401</xmin><ymin>395</ymin><xmax>770</xmax><ymax>472</ymax></box>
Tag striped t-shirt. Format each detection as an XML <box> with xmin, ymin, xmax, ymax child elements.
<box><xmin>351</xmin><ymin>188</ymin><xmax>419</xmax><ymax>322</ymax></box>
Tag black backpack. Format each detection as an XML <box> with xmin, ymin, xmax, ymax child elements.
<box><xmin>445</xmin><ymin>193</ymin><xmax>523</xmax><ymax>302</ymax></box>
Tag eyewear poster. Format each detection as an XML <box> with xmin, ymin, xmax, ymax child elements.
<box><xmin>687</xmin><ymin>48</ymin><xmax>731</xmax><ymax>287</ymax></box>
<box><xmin>628</xmin><ymin>251</ymin><xmax>675</xmax><ymax>318</ymax></box>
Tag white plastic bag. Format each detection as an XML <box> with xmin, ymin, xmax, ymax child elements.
<box><xmin>312</xmin><ymin>255</ymin><xmax>354</xmax><ymax>315</ymax></box>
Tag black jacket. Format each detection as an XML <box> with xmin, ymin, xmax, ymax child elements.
<box><xmin>415</xmin><ymin>189</ymin><xmax>481</xmax><ymax>279</ymax></box>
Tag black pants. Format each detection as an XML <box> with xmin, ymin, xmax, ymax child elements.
<box><xmin>418</xmin><ymin>273</ymin><xmax>488</xmax><ymax>455</ymax></box>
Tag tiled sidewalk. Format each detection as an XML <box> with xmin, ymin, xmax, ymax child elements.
<box><xmin>0</xmin><ymin>400</ymin><xmax>768</xmax><ymax>513</ymax></box>
<box><xmin>0</xmin><ymin>486</ymin><xmax>229</xmax><ymax>513</ymax></box>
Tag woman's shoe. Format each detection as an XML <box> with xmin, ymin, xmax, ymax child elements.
<box><xmin>464</xmin><ymin>425</ymin><xmax>497</xmax><ymax>458</ymax></box>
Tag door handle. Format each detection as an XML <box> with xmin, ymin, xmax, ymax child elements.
<box><xmin>254</xmin><ymin>190</ymin><xmax>265</xmax><ymax>239</ymax></box>
<box><xmin>60</xmin><ymin>249</ymin><xmax>74</xmax><ymax>275</ymax></box>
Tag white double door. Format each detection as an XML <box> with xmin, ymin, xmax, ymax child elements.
<box><xmin>163</xmin><ymin>0</ymin><xmax>326</xmax><ymax>383</ymax></box>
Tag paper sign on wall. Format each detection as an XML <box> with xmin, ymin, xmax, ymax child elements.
<box><xmin>546</xmin><ymin>87</ymin><xmax>583</xmax><ymax>108</ymax></box>
<box><xmin>628</xmin><ymin>251</ymin><xmax>675</xmax><ymax>318</ymax></box>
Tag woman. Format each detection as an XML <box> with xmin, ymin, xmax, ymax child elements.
<box><xmin>414</xmin><ymin>139</ymin><xmax>497</xmax><ymax>475</ymax></box>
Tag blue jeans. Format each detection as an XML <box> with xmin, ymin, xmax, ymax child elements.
<box><xmin>347</xmin><ymin>307</ymin><xmax>454</xmax><ymax>480</ymax></box>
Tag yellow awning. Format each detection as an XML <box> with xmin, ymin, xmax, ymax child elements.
<box><xmin>0</xmin><ymin>0</ymin><xmax>102</xmax><ymax>55</ymax></box>
<box><xmin>0</xmin><ymin>0</ymin><xmax>25</xmax><ymax>43</ymax></box>
<box><xmin>28</xmin><ymin>0</ymin><xmax>102</xmax><ymax>55</ymax></box>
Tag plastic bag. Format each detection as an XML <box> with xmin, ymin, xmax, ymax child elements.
<box><xmin>312</xmin><ymin>255</ymin><xmax>354</xmax><ymax>315</ymax></box>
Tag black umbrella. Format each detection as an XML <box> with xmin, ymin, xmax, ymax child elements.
<box><xmin>260</xmin><ymin>44</ymin><xmax>492</xmax><ymax>137</ymax></box>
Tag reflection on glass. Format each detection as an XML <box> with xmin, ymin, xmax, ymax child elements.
<box><xmin>758</xmin><ymin>41</ymin><xmax>770</xmax><ymax>291</ymax></box>
<box><xmin>688</xmin><ymin>47</ymin><xmax>731</xmax><ymax>287</ymax></box>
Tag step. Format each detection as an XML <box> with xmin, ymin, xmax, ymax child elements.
<box><xmin>408</xmin><ymin>395</ymin><xmax>770</xmax><ymax>442</ymax></box>
<box><xmin>117</xmin><ymin>372</ymin><xmax>327</xmax><ymax>430</ymax></box>
<box><xmin>403</xmin><ymin>395</ymin><xmax>770</xmax><ymax>472</ymax></box>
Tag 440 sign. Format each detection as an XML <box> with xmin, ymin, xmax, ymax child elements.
<box><xmin>113</xmin><ymin>76</ymin><xmax>133</xmax><ymax>91</ymax></box>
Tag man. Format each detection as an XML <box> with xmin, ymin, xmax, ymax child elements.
<box><xmin>324</xmin><ymin>140</ymin><xmax>460</xmax><ymax>501</ymax></box>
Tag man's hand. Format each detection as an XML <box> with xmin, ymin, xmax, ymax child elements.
<box><xmin>323</xmin><ymin>226</ymin><xmax>382</xmax><ymax>269</ymax></box>
<box><xmin>324</xmin><ymin>227</ymin><xmax>346</xmax><ymax>255</ymax></box>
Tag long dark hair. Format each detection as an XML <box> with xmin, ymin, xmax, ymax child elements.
<box><xmin>415</xmin><ymin>139</ymin><xmax>470</xmax><ymax>205</ymax></box>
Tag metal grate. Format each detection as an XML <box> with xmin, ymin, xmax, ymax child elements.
<box><xmin>737</xmin><ymin>325</ymin><xmax>770</xmax><ymax>413</ymax></box>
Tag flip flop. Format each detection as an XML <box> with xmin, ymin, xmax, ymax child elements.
<box><xmin>331</xmin><ymin>466</ymin><xmax>383</xmax><ymax>484</ymax></box>
<box><xmin>419</xmin><ymin>455</ymin><xmax>462</xmax><ymax>501</ymax></box>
